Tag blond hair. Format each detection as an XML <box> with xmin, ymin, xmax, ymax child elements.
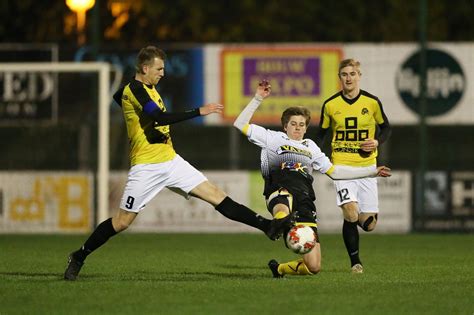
<box><xmin>338</xmin><ymin>58</ymin><xmax>361</xmax><ymax>76</ymax></box>
<box><xmin>135</xmin><ymin>46</ymin><xmax>167</xmax><ymax>74</ymax></box>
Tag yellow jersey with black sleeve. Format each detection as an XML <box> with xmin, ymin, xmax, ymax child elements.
<box><xmin>118</xmin><ymin>79</ymin><xmax>176</xmax><ymax>166</ymax></box>
<box><xmin>320</xmin><ymin>90</ymin><xmax>389</xmax><ymax>167</ymax></box>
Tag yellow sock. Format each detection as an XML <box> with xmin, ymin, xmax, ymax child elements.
<box><xmin>274</xmin><ymin>211</ymin><xmax>288</xmax><ymax>219</ymax></box>
<box><xmin>278</xmin><ymin>259</ymin><xmax>313</xmax><ymax>276</ymax></box>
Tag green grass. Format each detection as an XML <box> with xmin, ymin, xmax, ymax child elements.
<box><xmin>0</xmin><ymin>233</ymin><xmax>473</xmax><ymax>315</ymax></box>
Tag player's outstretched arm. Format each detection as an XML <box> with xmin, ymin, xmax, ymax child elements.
<box><xmin>144</xmin><ymin>103</ymin><xmax>223</xmax><ymax>126</ymax></box>
<box><xmin>376</xmin><ymin>166</ymin><xmax>392</xmax><ymax>177</ymax></box>
<box><xmin>326</xmin><ymin>165</ymin><xmax>391</xmax><ymax>180</ymax></box>
<box><xmin>199</xmin><ymin>103</ymin><xmax>224</xmax><ymax>116</ymax></box>
<box><xmin>233</xmin><ymin>80</ymin><xmax>271</xmax><ymax>133</ymax></box>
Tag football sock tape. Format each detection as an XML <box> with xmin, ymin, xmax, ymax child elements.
<box><xmin>279</xmin><ymin>259</ymin><xmax>312</xmax><ymax>276</ymax></box>
<box><xmin>274</xmin><ymin>211</ymin><xmax>289</xmax><ymax>219</ymax></box>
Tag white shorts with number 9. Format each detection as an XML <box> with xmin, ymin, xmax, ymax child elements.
<box><xmin>333</xmin><ymin>165</ymin><xmax>379</xmax><ymax>213</ymax></box>
<box><xmin>119</xmin><ymin>154</ymin><xmax>207</xmax><ymax>213</ymax></box>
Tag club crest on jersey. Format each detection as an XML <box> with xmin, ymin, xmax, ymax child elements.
<box><xmin>281</xmin><ymin>161</ymin><xmax>308</xmax><ymax>174</ymax></box>
<box><xmin>277</xmin><ymin>145</ymin><xmax>312</xmax><ymax>158</ymax></box>
<box><xmin>361</xmin><ymin>108</ymin><xmax>369</xmax><ymax>115</ymax></box>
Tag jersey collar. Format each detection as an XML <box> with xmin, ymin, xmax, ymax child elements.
<box><xmin>341</xmin><ymin>90</ymin><xmax>362</xmax><ymax>105</ymax></box>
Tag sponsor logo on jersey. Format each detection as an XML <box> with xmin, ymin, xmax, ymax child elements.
<box><xmin>281</xmin><ymin>162</ymin><xmax>309</xmax><ymax>175</ymax></box>
<box><xmin>277</xmin><ymin>145</ymin><xmax>312</xmax><ymax>158</ymax></box>
<box><xmin>333</xmin><ymin>141</ymin><xmax>361</xmax><ymax>153</ymax></box>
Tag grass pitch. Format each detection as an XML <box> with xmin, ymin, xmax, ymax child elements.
<box><xmin>0</xmin><ymin>233</ymin><xmax>473</xmax><ymax>315</ymax></box>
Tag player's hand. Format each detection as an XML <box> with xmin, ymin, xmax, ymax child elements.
<box><xmin>376</xmin><ymin>166</ymin><xmax>391</xmax><ymax>177</ymax></box>
<box><xmin>256</xmin><ymin>79</ymin><xmax>271</xmax><ymax>99</ymax></box>
<box><xmin>360</xmin><ymin>139</ymin><xmax>379</xmax><ymax>152</ymax></box>
<box><xmin>199</xmin><ymin>103</ymin><xmax>224</xmax><ymax>116</ymax></box>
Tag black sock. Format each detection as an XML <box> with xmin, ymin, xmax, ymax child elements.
<box><xmin>215</xmin><ymin>197</ymin><xmax>271</xmax><ymax>233</ymax></box>
<box><xmin>342</xmin><ymin>220</ymin><xmax>361</xmax><ymax>266</ymax></box>
<box><xmin>73</xmin><ymin>218</ymin><xmax>118</xmax><ymax>262</ymax></box>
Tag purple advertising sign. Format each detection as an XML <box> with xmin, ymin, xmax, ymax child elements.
<box><xmin>243</xmin><ymin>57</ymin><xmax>321</xmax><ymax>96</ymax></box>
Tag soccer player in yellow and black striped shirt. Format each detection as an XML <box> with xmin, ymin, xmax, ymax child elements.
<box><xmin>64</xmin><ymin>46</ymin><xmax>292</xmax><ymax>280</ymax></box>
<box><xmin>317</xmin><ymin>59</ymin><xmax>391</xmax><ymax>273</ymax></box>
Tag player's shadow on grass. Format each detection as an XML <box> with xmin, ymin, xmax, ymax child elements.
<box><xmin>220</xmin><ymin>264</ymin><xmax>359</xmax><ymax>275</ymax></box>
<box><xmin>187</xmin><ymin>271</ymin><xmax>268</xmax><ymax>280</ymax></box>
<box><xmin>0</xmin><ymin>271</ymin><xmax>58</xmax><ymax>277</ymax></box>
<box><xmin>132</xmin><ymin>270</ymin><xmax>269</xmax><ymax>281</ymax></box>
<box><xmin>218</xmin><ymin>263</ymin><xmax>266</xmax><ymax>270</ymax></box>
<box><xmin>0</xmin><ymin>263</ymin><xmax>270</xmax><ymax>281</ymax></box>
<box><xmin>0</xmin><ymin>270</ymin><xmax>269</xmax><ymax>282</ymax></box>
<box><xmin>0</xmin><ymin>271</ymin><xmax>110</xmax><ymax>282</ymax></box>
<box><xmin>62</xmin><ymin>270</ymin><xmax>270</xmax><ymax>281</ymax></box>
<box><xmin>0</xmin><ymin>271</ymin><xmax>64</xmax><ymax>280</ymax></box>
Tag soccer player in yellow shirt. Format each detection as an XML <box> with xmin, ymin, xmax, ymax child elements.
<box><xmin>317</xmin><ymin>59</ymin><xmax>392</xmax><ymax>273</ymax></box>
<box><xmin>64</xmin><ymin>46</ymin><xmax>291</xmax><ymax>280</ymax></box>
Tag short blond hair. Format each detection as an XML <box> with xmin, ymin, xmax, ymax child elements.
<box><xmin>338</xmin><ymin>58</ymin><xmax>361</xmax><ymax>76</ymax></box>
<box><xmin>135</xmin><ymin>46</ymin><xmax>166</xmax><ymax>74</ymax></box>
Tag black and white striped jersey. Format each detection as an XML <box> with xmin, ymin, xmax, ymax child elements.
<box><xmin>246</xmin><ymin>124</ymin><xmax>332</xmax><ymax>180</ymax></box>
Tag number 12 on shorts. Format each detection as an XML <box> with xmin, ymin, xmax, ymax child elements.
<box><xmin>337</xmin><ymin>188</ymin><xmax>350</xmax><ymax>203</ymax></box>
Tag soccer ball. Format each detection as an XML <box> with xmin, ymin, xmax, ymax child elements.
<box><xmin>285</xmin><ymin>225</ymin><xmax>317</xmax><ymax>255</ymax></box>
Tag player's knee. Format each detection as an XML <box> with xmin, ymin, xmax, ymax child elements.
<box><xmin>307</xmin><ymin>262</ymin><xmax>321</xmax><ymax>274</ymax></box>
<box><xmin>272</xmin><ymin>203</ymin><xmax>290</xmax><ymax>217</ymax></box>
<box><xmin>343</xmin><ymin>210</ymin><xmax>359</xmax><ymax>223</ymax></box>
<box><xmin>341</xmin><ymin>203</ymin><xmax>359</xmax><ymax>222</ymax></box>
<box><xmin>204</xmin><ymin>182</ymin><xmax>227</xmax><ymax>205</ymax></box>
<box><xmin>212</xmin><ymin>185</ymin><xmax>227</xmax><ymax>200</ymax></box>
<box><xmin>359</xmin><ymin>214</ymin><xmax>378</xmax><ymax>232</ymax></box>
<box><xmin>192</xmin><ymin>181</ymin><xmax>227</xmax><ymax>206</ymax></box>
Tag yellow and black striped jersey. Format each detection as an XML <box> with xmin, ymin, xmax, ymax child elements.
<box><xmin>319</xmin><ymin>90</ymin><xmax>389</xmax><ymax>167</ymax></box>
<box><xmin>116</xmin><ymin>79</ymin><xmax>176</xmax><ymax>166</ymax></box>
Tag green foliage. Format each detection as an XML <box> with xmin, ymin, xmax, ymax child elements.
<box><xmin>1</xmin><ymin>233</ymin><xmax>473</xmax><ymax>314</ymax></box>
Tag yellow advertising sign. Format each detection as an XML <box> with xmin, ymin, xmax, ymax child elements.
<box><xmin>221</xmin><ymin>47</ymin><xmax>342</xmax><ymax>125</ymax></box>
<box><xmin>1</xmin><ymin>172</ymin><xmax>92</xmax><ymax>232</ymax></box>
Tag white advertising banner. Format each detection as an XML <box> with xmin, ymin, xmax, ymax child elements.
<box><xmin>0</xmin><ymin>170</ymin><xmax>410</xmax><ymax>233</ymax></box>
<box><xmin>0</xmin><ymin>172</ymin><xmax>92</xmax><ymax>233</ymax></box>
<box><xmin>205</xmin><ymin>43</ymin><xmax>474</xmax><ymax>125</ymax></box>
